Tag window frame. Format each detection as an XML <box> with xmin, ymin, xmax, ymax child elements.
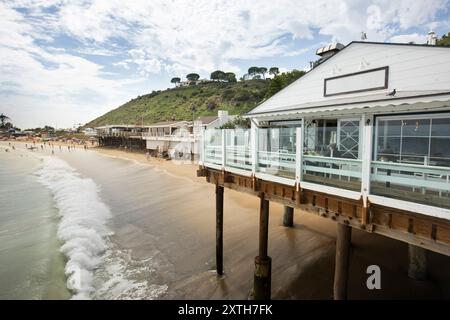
<box><xmin>374</xmin><ymin>112</ymin><xmax>450</xmax><ymax>166</ymax></box>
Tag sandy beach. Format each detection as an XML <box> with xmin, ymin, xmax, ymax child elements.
<box><xmin>2</xmin><ymin>140</ymin><xmax>450</xmax><ymax>299</ymax></box>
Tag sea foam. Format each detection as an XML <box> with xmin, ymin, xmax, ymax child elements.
<box><xmin>35</xmin><ymin>157</ymin><xmax>112</xmax><ymax>299</ymax></box>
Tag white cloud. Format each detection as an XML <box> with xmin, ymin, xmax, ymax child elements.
<box><xmin>0</xmin><ymin>0</ymin><xmax>448</xmax><ymax>127</ymax></box>
<box><xmin>390</xmin><ymin>33</ymin><xmax>427</xmax><ymax>44</ymax></box>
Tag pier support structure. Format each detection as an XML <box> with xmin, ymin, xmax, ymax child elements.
<box><xmin>253</xmin><ymin>194</ymin><xmax>271</xmax><ymax>300</ymax></box>
<box><xmin>283</xmin><ymin>206</ymin><xmax>294</xmax><ymax>227</ymax></box>
<box><xmin>333</xmin><ymin>223</ymin><xmax>352</xmax><ymax>300</ymax></box>
<box><xmin>216</xmin><ymin>184</ymin><xmax>224</xmax><ymax>276</ymax></box>
<box><xmin>408</xmin><ymin>244</ymin><xmax>427</xmax><ymax>280</ymax></box>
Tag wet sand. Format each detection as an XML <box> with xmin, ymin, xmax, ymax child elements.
<box><xmin>3</xmin><ymin>141</ymin><xmax>450</xmax><ymax>299</ymax></box>
<box><xmin>92</xmin><ymin>147</ymin><xmax>450</xmax><ymax>299</ymax></box>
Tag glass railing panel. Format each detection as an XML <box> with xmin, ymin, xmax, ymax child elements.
<box><xmin>257</xmin><ymin>127</ymin><xmax>296</xmax><ymax>179</ymax></box>
<box><xmin>370</xmin><ymin>161</ymin><xmax>450</xmax><ymax>209</ymax></box>
<box><xmin>204</xmin><ymin>129</ymin><xmax>223</xmax><ymax>165</ymax></box>
<box><xmin>224</xmin><ymin>129</ymin><xmax>252</xmax><ymax>171</ymax></box>
<box><xmin>302</xmin><ymin>155</ymin><xmax>362</xmax><ymax>191</ymax></box>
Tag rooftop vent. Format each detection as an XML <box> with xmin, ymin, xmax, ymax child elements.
<box><xmin>427</xmin><ymin>30</ymin><xmax>437</xmax><ymax>45</ymax></box>
<box><xmin>316</xmin><ymin>42</ymin><xmax>345</xmax><ymax>60</ymax></box>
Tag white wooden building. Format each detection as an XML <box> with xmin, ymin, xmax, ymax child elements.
<box><xmin>202</xmin><ymin>41</ymin><xmax>450</xmax><ymax>219</ymax></box>
<box><xmin>198</xmin><ymin>40</ymin><xmax>450</xmax><ymax>300</ymax></box>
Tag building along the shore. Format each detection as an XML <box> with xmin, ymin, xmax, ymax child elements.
<box><xmin>198</xmin><ymin>37</ymin><xmax>450</xmax><ymax>299</ymax></box>
<box><xmin>96</xmin><ymin>124</ymin><xmax>148</xmax><ymax>150</ymax></box>
<box><xmin>143</xmin><ymin>110</ymin><xmax>235</xmax><ymax>160</ymax></box>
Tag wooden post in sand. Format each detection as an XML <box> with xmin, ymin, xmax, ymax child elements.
<box><xmin>283</xmin><ymin>206</ymin><xmax>294</xmax><ymax>227</ymax></box>
<box><xmin>253</xmin><ymin>193</ymin><xmax>271</xmax><ymax>300</ymax></box>
<box><xmin>408</xmin><ymin>244</ymin><xmax>427</xmax><ymax>280</ymax></box>
<box><xmin>216</xmin><ymin>184</ymin><xmax>224</xmax><ymax>276</ymax></box>
<box><xmin>333</xmin><ymin>223</ymin><xmax>352</xmax><ymax>300</ymax></box>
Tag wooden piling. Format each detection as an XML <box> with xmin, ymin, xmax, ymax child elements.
<box><xmin>253</xmin><ymin>194</ymin><xmax>271</xmax><ymax>300</ymax></box>
<box><xmin>283</xmin><ymin>206</ymin><xmax>294</xmax><ymax>227</ymax></box>
<box><xmin>216</xmin><ymin>184</ymin><xmax>224</xmax><ymax>275</ymax></box>
<box><xmin>408</xmin><ymin>244</ymin><xmax>427</xmax><ymax>280</ymax></box>
<box><xmin>333</xmin><ymin>223</ymin><xmax>352</xmax><ymax>300</ymax></box>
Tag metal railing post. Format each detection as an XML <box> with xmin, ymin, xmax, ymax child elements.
<box><xmin>221</xmin><ymin>129</ymin><xmax>226</xmax><ymax>169</ymax></box>
<box><xmin>295</xmin><ymin>124</ymin><xmax>303</xmax><ymax>185</ymax></box>
<box><xmin>251</xmin><ymin>122</ymin><xmax>258</xmax><ymax>175</ymax></box>
<box><xmin>361</xmin><ymin>113</ymin><xmax>373</xmax><ymax>207</ymax></box>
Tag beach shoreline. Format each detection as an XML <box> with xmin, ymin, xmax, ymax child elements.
<box><xmin>2</xmin><ymin>140</ymin><xmax>450</xmax><ymax>299</ymax></box>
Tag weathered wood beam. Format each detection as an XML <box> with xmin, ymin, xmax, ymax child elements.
<box><xmin>283</xmin><ymin>206</ymin><xmax>294</xmax><ymax>227</ymax></box>
<box><xmin>216</xmin><ymin>184</ymin><xmax>224</xmax><ymax>276</ymax></box>
<box><xmin>333</xmin><ymin>223</ymin><xmax>352</xmax><ymax>300</ymax></box>
<box><xmin>408</xmin><ymin>244</ymin><xmax>427</xmax><ymax>280</ymax></box>
<box><xmin>253</xmin><ymin>193</ymin><xmax>271</xmax><ymax>300</ymax></box>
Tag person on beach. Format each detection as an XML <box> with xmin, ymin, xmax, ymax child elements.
<box><xmin>12</xmin><ymin>146</ymin><xmax>15</xmax><ymax>150</ymax></box>
<box><xmin>59</xmin><ymin>145</ymin><xmax>62</xmax><ymax>151</ymax></box>
<box><xmin>41</xmin><ymin>145</ymin><xmax>43</xmax><ymax>150</ymax></box>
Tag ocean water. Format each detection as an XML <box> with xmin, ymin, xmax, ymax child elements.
<box><xmin>0</xmin><ymin>148</ymin><xmax>69</xmax><ymax>299</ymax></box>
<box><xmin>0</xmin><ymin>144</ymin><xmax>169</xmax><ymax>299</ymax></box>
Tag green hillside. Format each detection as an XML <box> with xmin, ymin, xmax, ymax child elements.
<box><xmin>438</xmin><ymin>32</ymin><xmax>450</xmax><ymax>46</ymax></box>
<box><xmin>86</xmin><ymin>80</ymin><xmax>270</xmax><ymax>127</ymax></box>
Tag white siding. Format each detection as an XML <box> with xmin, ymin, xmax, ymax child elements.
<box><xmin>250</xmin><ymin>43</ymin><xmax>450</xmax><ymax>114</ymax></box>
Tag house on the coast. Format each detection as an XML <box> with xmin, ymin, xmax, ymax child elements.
<box><xmin>198</xmin><ymin>34</ymin><xmax>450</xmax><ymax>300</ymax></box>
<box><xmin>95</xmin><ymin>124</ymin><xmax>149</xmax><ymax>137</ymax></box>
<box><xmin>96</xmin><ymin>124</ymin><xmax>149</xmax><ymax>150</ymax></box>
<box><xmin>144</xmin><ymin>110</ymin><xmax>235</xmax><ymax>159</ymax></box>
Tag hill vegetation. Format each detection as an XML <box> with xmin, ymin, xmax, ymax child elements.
<box><xmin>438</xmin><ymin>32</ymin><xmax>450</xmax><ymax>46</ymax></box>
<box><xmin>85</xmin><ymin>68</ymin><xmax>306</xmax><ymax>128</ymax></box>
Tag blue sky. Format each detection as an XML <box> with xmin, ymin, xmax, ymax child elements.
<box><xmin>1</xmin><ymin>0</ymin><xmax>449</xmax><ymax>129</ymax></box>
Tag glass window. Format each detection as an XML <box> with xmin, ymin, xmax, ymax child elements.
<box><xmin>375</xmin><ymin>114</ymin><xmax>450</xmax><ymax>168</ymax></box>
<box><xmin>305</xmin><ymin>119</ymin><xmax>359</xmax><ymax>159</ymax></box>
<box><xmin>431</xmin><ymin>118</ymin><xmax>450</xmax><ymax>136</ymax></box>
<box><xmin>430</xmin><ymin>137</ymin><xmax>450</xmax><ymax>167</ymax></box>
<box><xmin>338</xmin><ymin>119</ymin><xmax>360</xmax><ymax>159</ymax></box>
<box><xmin>304</xmin><ymin>119</ymin><xmax>338</xmax><ymax>157</ymax></box>
<box><xmin>378</xmin><ymin>119</ymin><xmax>401</xmax><ymax>137</ymax></box>
<box><xmin>401</xmin><ymin>119</ymin><xmax>430</xmax><ymax>137</ymax></box>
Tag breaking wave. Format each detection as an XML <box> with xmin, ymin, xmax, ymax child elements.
<box><xmin>35</xmin><ymin>157</ymin><xmax>112</xmax><ymax>299</ymax></box>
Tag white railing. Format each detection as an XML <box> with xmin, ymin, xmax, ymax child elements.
<box><xmin>200</xmin><ymin>126</ymin><xmax>450</xmax><ymax>214</ymax></box>
<box><xmin>371</xmin><ymin>161</ymin><xmax>450</xmax><ymax>196</ymax></box>
<box><xmin>225</xmin><ymin>146</ymin><xmax>252</xmax><ymax>170</ymax></box>
<box><xmin>302</xmin><ymin>155</ymin><xmax>362</xmax><ymax>191</ymax></box>
<box><xmin>303</xmin><ymin>155</ymin><xmax>362</xmax><ymax>179</ymax></box>
<box><xmin>257</xmin><ymin>150</ymin><xmax>296</xmax><ymax>178</ymax></box>
<box><xmin>204</xmin><ymin>145</ymin><xmax>223</xmax><ymax>165</ymax></box>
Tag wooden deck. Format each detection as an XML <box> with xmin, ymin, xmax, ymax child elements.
<box><xmin>198</xmin><ymin>166</ymin><xmax>450</xmax><ymax>257</ymax></box>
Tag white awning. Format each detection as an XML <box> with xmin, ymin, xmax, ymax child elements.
<box><xmin>246</xmin><ymin>91</ymin><xmax>450</xmax><ymax>121</ymax></box>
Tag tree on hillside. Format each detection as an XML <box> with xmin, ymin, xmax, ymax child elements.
<box><xmin>265</xmin><ymin>69</ymin><xmax>306</xmax><ymax>99</ymax></box>
<box><xmin>266</xmin><ymin>76</ymin><xmax>285</xmax><ymax>98</ymax></box>
<box><xmin>258</xmin><ymin>67</ymin><xmax>268</xmax><ymax>79</ymax></box>
<box><xmin>225</xmin><ymin>72</ymin><xmax>237</xmax><ymax>82</ymax></box>
<box><xmin>210</xmin><ymin>70</ymin><xmax>226</xmax><ymax>81</ymax></box>
<box><xmin>269</xmin><ymin>67</ymin><xmax>279</xmax><ymax>77</ymax></box>
<box><xmin>438</xmin><ymin>32</ymin><xmax>450</xmax><ymax>46</ymax></box>
<box><xmin>248</xmin><ymin>66</ymin><xmax>259</xmax><ymax>79</ymax></box>
<box><xmin>170</xmin><ymin>77</ymin><xmax>181</xmax><ymax>87</ymax></box>
<box><xmin>186</xmin><ymin>73</ymin><xmax>200</xmax><ymax>82</ymax></box>
<box><xmin>0</xmin><ymin>113</ymin><xmax>11</xmax><ymax>128</ymax></box>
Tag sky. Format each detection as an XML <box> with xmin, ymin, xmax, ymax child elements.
<box><xmin>1</xmin><ymin>0</ymin><xmax>449</xmax><ymax>129</ymax></box>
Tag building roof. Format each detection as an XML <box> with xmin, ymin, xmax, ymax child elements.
<box><xmin>95</xmin><ymin>124</ymin><xmax>150</xmax><ymax>129</ymax></box>
<box><xmin>248</xmin><ymin>90</ymin><xmax>450</xmax><ymax>117</ymax></box>
<box><xmin>197</xmin><ymin>116</ymin><xmax>218</xmax><ymax>125</ymax></box>
<box><xmin>247</xmin><ymin>41</ymin><xmax>450</xmax><ymax>118</ymax></box>
<box><xmin>147</xmin><ymin>120</ymin><xmax>191</xmax><ymax>128</ymax></box>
